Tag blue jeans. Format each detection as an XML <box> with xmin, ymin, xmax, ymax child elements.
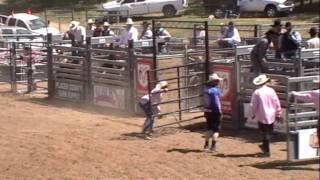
<box><xmin>139</xmin><ymin>101</ymin><xmax>155</xmax><ymax>134</ymax></box>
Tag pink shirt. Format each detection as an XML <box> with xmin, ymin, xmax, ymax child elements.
<box><xmin>294</xmin><ymin>90</ymin><xmax>320</xmax><ymax>113</ymax></box>
<box><xmin>250</xmin><ymin>85</ymin><xmax>282</xmax><ymax>124</ymax></box>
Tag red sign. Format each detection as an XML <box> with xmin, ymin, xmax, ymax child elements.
<box><xmin>136</xmin><ymin>58</ymin><xmax>153</xmax><ymax>97</ymax></box>
<box><xmin>212</xmin><ymin>65</ymin><xmax>234</xmax><ymax>114</ymax></box>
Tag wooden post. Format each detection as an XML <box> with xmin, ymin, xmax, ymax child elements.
<box><xmin>128</xmin><ymin>40</ymin><xmax>135</xmax><ymax>112</ymax></box>
<box><xmin>47</xmin><ymin>33</ymin><xmax>54</xmax><ymax>99</ymax></box>
<box><xmin>85</xmin><ymin>37</ymin><xmax>92</xmax><ymax>103</ymax></box>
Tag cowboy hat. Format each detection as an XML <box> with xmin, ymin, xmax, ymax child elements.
<box><xmin>126</xmin><ymin>18</ymin><xmax>134</xmax><ymax>25</ymax></box>
<box><xmin>253</xmin><ymin>74</ymin><xmax>270</xmax><ymax>86</ymax></box>
<box><xmin>87</xmin><ymin>19</ymin><xmax>94</xmax><ymax>24</ymax></box>
<box><xmin>156</xmin><ymin>81</ymin><xmax>169</xmax><ymax>89</ymax></box>
<box><xmin>208</xmin><ymin>73</ymin><xmax>222</xmax><ymax>82</ymax></box>
<box><xmin>103</xmin><ymin>22</ymin><xmax>110</xmax><ymax>26</ymax></box>
<box><xmin>69</xmin><ymin>21</ymin><xmax>79</xmax><ymax>29</ymax></box>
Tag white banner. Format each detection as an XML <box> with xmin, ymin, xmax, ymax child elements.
<box><xmin>93</xmin><ymin>85</ymin><xmax>125</xmax><ymax>109</ymax></box>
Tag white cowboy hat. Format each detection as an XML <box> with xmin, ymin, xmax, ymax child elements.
<box><xmin>126</xmin><ymin>18</ymin><xmax>134</xmax><ymax>25</ymax></box>
<box><xmin>156</xmin><ymin>81</ymin><xmax>169</xmax><ymax>89</ymax></box>
<box><xmin>88</xmin><ymin>19</ymin><xmax>94</xmax><ymax>24</ymax></box>
<box><xmin>253</xmin><ymin>74</ymin><xmax>270</xmax><ymax>86</ymax></box>
<box><xmin>69</xmin><ymin>21</ymin><xmax>79</xmax><ymax>29</ymax></box>
<box><xmin>103</xmin><ymin>22</ymin><xmax>110</xmax><ymax>26</ymax></box>
<box><xmin>208</xmin><ymin>73</ymin><xmax>222</xmax><ymax>82</ymax></box>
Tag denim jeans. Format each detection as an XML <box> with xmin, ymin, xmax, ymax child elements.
<box><xmin>139</xmin><ymin>101</ymin><xmax>155</xmax><ymax>134</ymax></box>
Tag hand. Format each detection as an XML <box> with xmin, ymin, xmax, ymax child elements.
<box><xmin>276</xmin><ymin>117</ymin><xmax>284</xmax><ymax>124</ymax></box>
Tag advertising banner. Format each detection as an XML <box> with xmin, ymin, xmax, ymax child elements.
<box><xmin>56</xmin><ymin>82</ymin><xmax>82</xmax><ymax>100</ymax></box>
<box><xmin>297</xmin><ymin>128</ymin><xmax>319</xmax><ymax>159</ymax></box>
<box><xmin>212</xmin><ymin>65</ymin><xmax>234</xmax><ymax>114</ymax></box>
<box><xmin>93</xmin><ymin>85</ymin><xmax>125</xmax><ymax>109</ymax></box>
<box><xmin>136</xmin><ymin>58</ymin><xmax>153</xmax><ymax>97</ymax></box>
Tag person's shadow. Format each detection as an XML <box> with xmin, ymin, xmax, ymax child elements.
<box><xmin>167</xmin><ymin>148</ymin><xmax>203</xmax><ymax>154</ymax></box>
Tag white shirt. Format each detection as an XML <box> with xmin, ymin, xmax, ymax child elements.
<box><xmin>223</xmin><ymin>28</ymin><xmax>241</xmax><ymax>43</ymax></box>
<box><xmin>69</xmin><ymin>26</ymin><xmax>86</xmax><ymax>42</ymax></box>
<box><xmin>119</xmin><ymin>26</ymin><xmax>138</xmax><ymax>45</ymax></box>
<box><xmin>196</xmin><ymin>30</ymin><xmax>206</xmax><ymax>39</ymax></box>
<box><xmin>307</xmin><ymin>37</ymin><xmax>320</xmax><ymax>49</ymax></box>
<box><xmin>141</xmin><ymin>29</ymin><xmax>153</xmax><ymax>39</ymax></box>
<box><xmin>86</xmin><ymin>25</ymin><xmax>96</xmax><ymax>37</ymax></box>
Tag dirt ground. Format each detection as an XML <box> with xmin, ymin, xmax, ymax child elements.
<box><xmin>0</xmin><ymin>92</ymin><xmax>319</xmax><ymax>179</ymax></box>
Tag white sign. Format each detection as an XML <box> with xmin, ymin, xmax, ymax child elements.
<box><xmin>56</xmin><ymin>82</ymin><xmax>82</xmax><ymax>100</ymax></box>
<box><xmin>297</xmin><ymin>128</ymin><xmax>319</xmax><ymax>159</ymax></box>
<box><xmin>93</xmin><ymin>85</ymin><xmax>125</xmax><ymax>109</ymax></box>
<box><xmin>137</xmin><ymin>63</ymin><xmax>151</xmax><ymax>90</ymax></box>
<box><xmin>243</xmin><ymin>103</ymin><xmax>286</xmax><ymax>133</ymax></box>
<box><xmin>215</xmin><ymin>71</ymin><xmax>230</xmax><ymax>98</ymax></box>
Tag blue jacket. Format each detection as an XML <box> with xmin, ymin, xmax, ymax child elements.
<box><xmin>203</xmin><ymin>85</ymin><xmax>222</xmax><ymax>114</ymax></box>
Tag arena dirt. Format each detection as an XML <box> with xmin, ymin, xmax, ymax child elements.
<box><xmin>0</xmin><ymin>93</ymin><xmax>318</xmax><ymax>179</ymax></box>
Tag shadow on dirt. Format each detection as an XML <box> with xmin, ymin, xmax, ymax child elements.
<box><xmin>240</xmin><ymin>159</ymin><xmax>320</xmax><ymax>171</ymax></box>
<box><xmin>167</xmin><ymin>148</ymin><xmax>203</xmax><ymax>154</ymax></box>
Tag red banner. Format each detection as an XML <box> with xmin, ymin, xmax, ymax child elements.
<box><xmin>136</xmin><ymin>58</ymin><xmax>153</xmax><ymax>97</ymax></box>
<box><xmin>212</xmin><ymin>65</ymin><xmax>234</xmax><ymax>114</ymax></box>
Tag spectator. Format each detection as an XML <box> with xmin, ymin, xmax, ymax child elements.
<box><xmin>250</xmin><ymin>74</ymin><xmax>283</xmax><ymax>157</ymax></box>
<box><xmin>196</xmin><ymin>25</ymin><xmax>206</xmax><ymax>44</ymax></box>
<box><xmin>291</xmin><ymin>79</ymin><xmax>320</xmax><ymax>147</ymax></box>
<box><xmin>203</xmin><ymin>74</ymin><xmax>223</xmax><ymax>152</ymax></box>
<box><xmin>218</xmin><ymin>21</ymin><xmax>241</xmax><ymax>48</ymax></box>
<box><xmin>279</xmin><ymin>22</ymin><xmax>301</xmax><ymax>59</ymax></box>
<box><xmin>155</xmin><ymin>22</ymin><xmax>171</xmax><ymax>53</ymax></box>
<box><xmin>139</xmin><ymin>81</ymin><xmax>169</xmax><ymax>139</ymax></box>
<box><xmin>269</xmin><ymin>19</ymin><xmax>283</xmax><ymax>58</ymax></box>
<box><xmin>68</xmin><ymin>21</ymin><xmax>86</xmax><ymax>46</ymax></box>
<box><xmin>86</xmin><ymin>19</ymin><xmax>96</xmax><ymax>38</ymax></box>
<box><xmin>93</xmin><ymin>21</ymin><xmax>104</xmax><ymax>37</ymax></box>
<box><xmin>119</xmin><ymin>18</ymin><xmax>138</xmax><ymax>46</ymax></box>
<box><xmin>139</xmin><ymin>21</ymin><xmax>153</xmax><ymax>40</ymax></box>
<box><xmin>307</xmin><ymin>27</ymin><xmax>320</xmax><ymax>49</ymax></box>
<box><xmin>250</xmin><ymin>30</ymin><xmax>275</xmax><ymax>75</ymax></box>
<box><xmin>102</xmin><ymin>22</ymin><xmax>115</xmax><ymax>36</ymax></box>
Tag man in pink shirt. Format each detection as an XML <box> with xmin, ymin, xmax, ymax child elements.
<box><xmin>250</xmin><ymin>74</ymin><xmax>283</xmax><ymax>157</ymax></box>
<box><xmin>291</xmin><ymin>79</ymin><xmax>319</xmax><ymax>145</ymax></box>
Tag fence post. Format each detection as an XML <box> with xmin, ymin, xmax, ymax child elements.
<box><xmin>10</xmin><ymin>42</ymin><xmax>17</xmax><ymax>93</ymax></box>
<box><xmin>193</xmin><ymin>24</ymin><xmax>197</xmax><ymax>46</ymax></box>
<box><xmin>177</xmin><ymin>67</ymin><xmax>182</xmax><ymax>121</ymax></box>
<box><xmin>128</xmin><ymin>40</ymin><xmax>135</xmax><ymax>112</ymax></box>
<box><xmin>47</xmin><ymin>33</ymin><xmax>54</xmax><ymax>99</ymax></box>
<box><xmin>254</xmin><ymin>25</ymin><xmax>258</xmax><ymax>37</ymax></box>
<box><xmin>27</xmin><ymin>43</ymin><xmax>33</xmax><ymax>93</ymax></box>
<box><xmin>204</xmin><ymin>21</ymin><xmax>210</xmax><ymax>81</ymax></box>
<box><xmin>85</xmin><ymin>37</ymin><xmax>92</xmax><ymax>104</ymax></box>
<box><xmin>152</xmin><ymin>20</ymin><xmax>158</xmax><ymax>80</ymax></box>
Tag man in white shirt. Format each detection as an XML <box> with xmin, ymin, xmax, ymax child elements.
<box><xmin>196</xmin><ymin>25</ymin><xmax>206</xmax><ymax>44</ymax></box>
<box><xmin>86</xmin><ymin>19</ymin><xmax>96</xmax><ymax>38</ymax></box>
<box><xmin>307</xmin><ymin>27</ymin><xmax>320</xmax><ymax>49</ymax></box>
<box><xmin>139</xmin><ymin>21</ymin><xmax>153</xmax><ymax>40</ymax></box>
<box><xmin>68</xmin><ymin>21</ymin><xmax>86</xmax><ymax>46</ymax></box>
<box><xmin>218</xmin><ymin>21</ymin><xmax>241</xmax><ymax>48</ymax></box>
<box><xmin>102</xmin><ymin>22</ymin><xmax>115</xmax><ymax>36</ymax></box>
<box><xmin>119</xmin><ymin>18</ymin><xmax>138</xmax><ymax>46</ymax></box>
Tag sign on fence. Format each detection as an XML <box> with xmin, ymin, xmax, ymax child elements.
<box><xmin>56</xmin><ymin>82</ymin><xmax>82</xmax><ymax>100</ymax></box>
<box><xmin>93</xmin><ymin>84</ymin><xmax>125</xmax><ymax>109</ymax></box>
<box><xmin>297</xmin><ymin>128</ymin><xmax>319</xmax><ymax>159</ymax></box>
<box><xmin>136</xmin><ymin>58</ymin><xmax>153</xmax><ymax>97</ymax></box>
<box><xmin>212</xmin><ymin>65</ymin><xmax>234</xmax><ymax>114</ymax></box>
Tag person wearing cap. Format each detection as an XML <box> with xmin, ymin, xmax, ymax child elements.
<box><xmin>291</xmin><ymin>79</ymin><xmax>320</xmax><ymax>145</ymax></box>
<box><xmin>269</xmin><ymin>19</ymin><xmax>283</xmax><ymax>58</ymax></box>
<box><xmin>119</xmin><ymin>18</ymin><xmax>138</xmax><ymax>46</ymax></box>
<box><xmin>250</xmin><ymin>74</ymin><xmax>283</xmax><ymax>157</ymax></box>
<box><xmin>250</xmin><ymin>30</ymin><xmax>276</xmax><ymax>75</ymax></box>
<box><xmin>68</xmin><ymin>21</ymin><xmax>86</xmax><ymax>46</ymax></box>
<box><xmin>196</xmin><ymin>25</ymin><xmax>206</xmax><ymax>44</ymax></box>
<box><xmin>139</xmin><ymin>21</ymin><xmax>153</xmax><ymax>40</ymax></box>
<box><xmin>139</xmin><ymin>81</ymin><xmax>169</xmax><ymax>139</ymax></box>
<box><xmin>155</xmin><ymin>22</ymin><xmax>171</xmax><ymax>53</ymax></box>
<box><xmin>203</xmin><ymin>74</ymin><xmax>223</xmax><ymax>152</ymax></box>
<box><xmin>102</xmin><ymin>21</ymin><xmax>115</xmax><ymax>36</ymax></box>
<box><xmin>307</xmin><ymin>27</ymin><xmax>320</xmax><ymax>49</ymax></box>
<box><xmin>86</xmin><ymin>19</ymin><xmax>96</xmax><ymax>38</ymax></box>
<box><xmin>279</xmin><ymin>22</ymin><xmax>301</xmax><ymax>59</ymax></box>
<box><xmin>218</xmin><ymin>21</ymin><xmax>241</xmax><ymax>48</ymax></box>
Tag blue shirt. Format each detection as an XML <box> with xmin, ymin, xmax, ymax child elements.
<box><xmin>203</xmin><ymin>86</ymin><xmax>222</xmax><ymax>114</ymax></box>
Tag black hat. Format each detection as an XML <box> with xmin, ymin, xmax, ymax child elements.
<box><xmin>271</xmin><ymin>19</ymin><xmax>282</xmax><ymax>27</ymax></box>
<box><xmin>309</xmin><ymin>27</ymin><xmax>318</xmax><ymax>35</ymax></box>
<box><xmin>285</xmin><ymin>22</ymin><xmax>292</xmax><ymax>28</ymax></box>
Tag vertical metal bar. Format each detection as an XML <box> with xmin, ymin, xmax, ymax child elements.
<box><xmin>204</xmin><ymin>21</ymin><xmax>210</xmax><ymax>81</ymax></box>
<box><xmin>85</xmin><ymin>37</ymin><xmax>92</xmax><ymax>104</ymax></box>
<box><xmin>177</xmin><ymin>67</ymin><xmax>182</xmax><ymax>121</ymax></box>
<box><xmin>47</xmin><ymin>34</ymin><xmax>54</xmax><ymax>99</ymax></box>
<box><xmin>152</xmin><ymin>20</ymin><xmax>157</xmax><ymax>80</ymax></box>
<box><xmin>285</xmin><ymin>77</ymin><xmax>291</xmax><ymax>161</ymax></box>
<box><xmin>254</xmin><ymin>25</ymin><xmax>258</xmax><ymax>37</ymax></box>
<box><xmin>27</xmin><ymin>43</ymin><xmax>32</xmax><ymax>93</ymax></box>
<box><xmin>71</xmin><ymin>9</ymin><xmax>74</xmax><ymax>20</ymax></box>
<box><xmin>128</xmin><ymin>41</ymin><xmax>135</xmax><ymax>112</ymax></box>
<box><xmin>193</xmin><ymin>24</ymin><xmax>197</xmax><ymax>46</ymax></box>
<box><xmin>58</xmin><ymin>17</ymin><xmax>61</xmax><ymax>33</ymax></box>
<box><xmin>10</xmin><ymin>42</ymin><xmax>17</xmax><ymax>93</ymax></box>
<box><xmin>85</xmin><ymin>8</ymin><xmax>88</xmax><ymax>26</ymax></box>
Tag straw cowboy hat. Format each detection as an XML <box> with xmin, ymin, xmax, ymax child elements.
<box><xmin>208</xmin><ymin>73</ymin><xmax>222</xmax><ymax>83</ymax></box>
<box><xmin>126</xmin><ymin>18</ymin><xmax>134</xmax><ymax>25</ymax></box>
<box><xmin>103</xmin><ymin>22</ymin><xmax>110</xmax><ymax>26</ymax></box>
<box><xmin>253</xmin><ymin>74</ymin><xmax>270</xmax><ymax>86</ymax></box>
<box><xmin>156</xmin><ymin>81</ymin><xmax>169</xmax><ymax>89</ymax></box>
<box><xmin>87</xmin><ymin>19</ymin><xmax>94</xmax><ymax>24</ymax></box>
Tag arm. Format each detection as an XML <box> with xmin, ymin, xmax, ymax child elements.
<box><xmin>273</xmin><ymin>91</ymin><xmax>282</xmax><ymax>118</ymax></box>
<box><xmin>250</xmin><ymin>91</ymin><xmax>258</xmax><ymax>118</ymax></box>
